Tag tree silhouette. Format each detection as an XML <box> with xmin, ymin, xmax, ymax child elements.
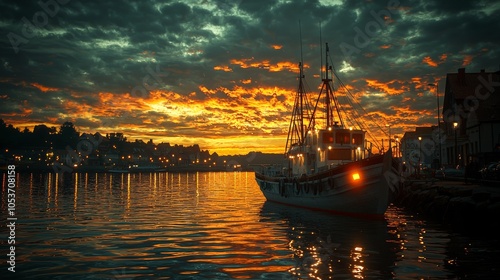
<box><xmin>33</xmin><ymin>124</ymin><xmax>56</xmax><ymax>148</ymax></box>
<box><xmin>0</xmin><ymin>119</ymin><xmax>22</xmax><ymax>148</ymax></box>
<box><xmin>0</xmin><ymin>119</ymin><xmax>222</xmax><ymax>172</ymax></box>
<box><xmin>58</xmin><ymin>121</ymin><xmax>79</xmax><ymax>149</ymax></box>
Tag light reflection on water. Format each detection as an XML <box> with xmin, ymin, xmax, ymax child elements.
<box><xmin>1</xmin><ymin>172</ymin><xmax>499</xmax><ymax>279</ymax></box>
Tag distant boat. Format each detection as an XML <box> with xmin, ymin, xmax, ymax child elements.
<box><xmin>107</xmin><ymin>169</ymin><xmax>129</xmax><ymax>173</ymax></box>
<box><xmin>255</xmin><ymin>43</ymin><xmax>399</xmax><ymax>218</ymax></box>
<box><xmin>129</xmin><ymin>163</ymin><xmax>161</xmax><ymax>172</ymax></box>
<box><xmin>154</xmin><ymin>168</ymin><xmax>167</xmax><ymax>172</ymax></box>
<box><xmin>106</xmin><ymin>163</ymin><xmax>166</xmax><ymax>173</ymax></box>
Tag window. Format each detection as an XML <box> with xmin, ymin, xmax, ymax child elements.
<box><xmin>322</xmin><ymin>132</ymin><xmax>333</xmax><ymax>143</ymax></box>
<box><xmin>335</xmin><ymin>131</ymin><xmax>350</xmax><ymax>144</ymax></box>
<box><xmin>352</xmin><ymin>133</ymin><xmax>363</xmax><ymax>145</ymax></box>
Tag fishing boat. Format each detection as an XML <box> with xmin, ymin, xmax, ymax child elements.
<box><xmin>107</xmin><ymin>168</ymin><xmax>129</xmax><ymax>173</ymax></box>
<box><xmin>254</xmin><ymin>43</ymin><xmax>399</xmax><ymax>217</ymax></box>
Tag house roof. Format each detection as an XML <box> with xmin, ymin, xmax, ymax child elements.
<box><xmin>444</xmin><ymin>69</ymin><xmax>500</xmax><ymax>122</ymax></box>
<box><xmin>402</xmin><ymin>126</ymin><xmax>436</xmax><ymax>140</ymax></box>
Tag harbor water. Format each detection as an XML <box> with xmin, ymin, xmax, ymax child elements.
<box><xmin>1</xmin><ymin>171</ymin><xmax>499</xmax><ymax>279</ymax></box>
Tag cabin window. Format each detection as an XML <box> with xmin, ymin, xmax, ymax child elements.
<box><xmin>335</xmin><ymin>131</ymin><xmax>350</xmax><ymax>144</ymax></box>
<box><xmin>352</xmin><ymin>133</ymin><xmax>363</xmax><ymax>145</ymax></box>
<box><xmin>322</xmin><ymin>133</ymin><xmax>333</xmax><ymax>143</ymax></box>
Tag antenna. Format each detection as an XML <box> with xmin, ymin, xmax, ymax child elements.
<box><xmin>299</xmin><ymin>20</ymin><xmax>304</xmax><ymax>65</ymax></box>
<box><xmin>319</xmin><ymin>21</ymin><xmax>323</xmax><ymax>79</ymax></box>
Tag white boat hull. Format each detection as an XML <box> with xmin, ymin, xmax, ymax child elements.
<box><xmin>255</xmin><ymin>152</ymin><xmax>396</xmax><ymax>217</ymax></box>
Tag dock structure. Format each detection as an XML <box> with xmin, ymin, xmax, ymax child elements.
<box><xmin>393</xmin><ymin>179</ymin><xmax>500</xmax><ymax>235</ymax></box>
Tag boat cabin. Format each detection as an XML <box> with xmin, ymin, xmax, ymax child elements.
<box><xmin>288</xmin><ymin>125</ymin><xmax>366</xmax><ymax>176</ymax></box>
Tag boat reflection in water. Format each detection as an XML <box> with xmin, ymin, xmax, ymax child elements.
<box><xmin>260</xmin><ymin>201</ymin><xmax>397</xmax><ymax>279</ymax></box>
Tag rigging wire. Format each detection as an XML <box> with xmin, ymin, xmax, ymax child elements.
<box><xmin>328</xmin><ymin>56</ymin><xmax>386</xmax><ymax>150</ymax></box>
<box><xmin>285</xmin><ymin>20</ymin><xmax>315</xmax><ymax>153</ymax></box>
<box><xmin>336</xmin><ymin>78</ymin><xmax>385</xmax><ymax>150</ymax></box>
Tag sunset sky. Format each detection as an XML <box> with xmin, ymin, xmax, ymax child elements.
<box><xmin>1</xmin><ymin>0</ymin><xmax>499</xmax><ymax>155</ymax></box>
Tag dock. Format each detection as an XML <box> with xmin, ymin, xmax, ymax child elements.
<box><xmin>393</xmin><ymin>179</ymin><xmax>500</xmax><ymax>235</ymax></box>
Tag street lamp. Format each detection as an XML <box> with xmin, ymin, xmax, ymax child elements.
<box><xmin>418</xmin><ymin>136</ymin><xmax>422</xmax><ymax>177</ymax></box>
<box><xmin>453</xmin><ymin>122</ymin><xmax>458</xmax><ymax>167</ymax></box>
<box><xmin>428</xmin><ymin>83</ymin><xmax>441</xmax><ymax>168</ymax></box>
<box><xmin>386</xmin><ymin>124</ymin><xmax>391</xmax><ymax>153</ymax></box>
<box><xmin>395</xmin><ymin>136</ymin><xmax>399</xmax><ymax>157</ymax></box>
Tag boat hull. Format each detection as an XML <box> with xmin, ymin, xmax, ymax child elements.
<box><xmin>255</xmin><ymin>153</ymin><xmax>396</xmax><ymax>217</ymax></box>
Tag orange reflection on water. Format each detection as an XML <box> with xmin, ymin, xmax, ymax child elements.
<box><xmin>221</xmin><ymin>265</ymin><xmax>288</xmax><ymax>278</ymax></box>
<box><xmin>351</xmin><ymin>246</ymin><xmax>365</xmax><ymax>279</ymax></box>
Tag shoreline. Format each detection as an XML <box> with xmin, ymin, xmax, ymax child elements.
<box><xmin>393</xmin><ymin>178</ymin><xmax>500</xmax><ymax>235</ymax></box>
<box><xmin>0</xmin><ymin>165</ymin><xmax>255</xmax><ymax>173</ymax></box>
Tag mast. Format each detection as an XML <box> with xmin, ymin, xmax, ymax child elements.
<box><xmin>285</xmin><ymin>61</ymin><xmax>308</xmax><ymax>154</ymax></box>
<box><xmin>299</xmin><ymin>62</ymin><xmax>305</xmax><ymax>142</ymax></box>
<box><xmin>285</xmin><ymin>23</ymin><xmax>309</xmax><ymax>154</ymax></box>
<box><xmin>325</xmin><ymin>43</ymin><xmax>331</xmax><ymax>127</ymax></box>
<box><xmin>309</xmin><ymin>42</ymin><xmax>344</xmax><ymax>130</ymax></box>
<box><xmin>299</xmin><ymin>21</ymin><xmax>305</xmax><ymax>142</ymax></box>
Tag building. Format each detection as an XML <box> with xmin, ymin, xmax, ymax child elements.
<box><xmin>442</xmin><ymin>68</ymin><xmax>500</xmax><ymax>167</ymax></box>
<box><xmin>401</xmin><ymin>126</ymin><xmax>439</xmax><ymax>174</ymax></box>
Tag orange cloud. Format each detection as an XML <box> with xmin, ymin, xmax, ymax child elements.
<box><xmin>214</xmin><ymin>65</ymin><xmax>232</xmax><ymax>72</ymax></box>
<box><xmin>380</xmin><ymin>44</ymin><xmax>392</xmax><ymax>49</ymax></box>
<box><xmin>422</xmin><ymin>53</ymin><xmax>447</xmax><ymax>67</ymax></box>
<box><xmin>365</xmin><ymin>79</ymin><xmax>407</xmax><ymax>95</ymax></box>
<box><xmin>3</xmin><ymin>73</ymin><xmax>424</xmax><ymax>156</ymax></box>
<box><xmin>271</xmin><ymin>44</ymin><xmax>283</xmax><ymax>50</ymax></box>
<box><xmin>422</xmin><ymin>56</ymin><xmax>438</xmax><ymax>67</ymax></box>
<box><xmin>79</xmin><ymin>85</ymin><xmax>293</xmax><ymax>149</ymax></box>
<box><xmin>98</xmin><ymin>92</ymin><xmax>115</xmax><ymax>103</ymax></box>
<box><xmin>269</xmin><ymin>61</ymin><xmax>301</xmax><ymax>72</ymax></box>
<box><xmin>21</xmin><ymin>107</ymin><xmax>32</xmax><ymax>116</ymax></box>
<box><xmin>31</xmin><ymin>83</ymin><xmax>59</xmax><ymax>92</ymax></box>
<box><xmin>199</xmin><ymin>85</ymin><xmax>217</xmax><ymax>95</ymax></box>
<box><xmin>462</xmin><ymin>55</ymin><xmax>473</xmax><ymax>66</ymax></box>
<box><xmin>2</xmin><ymin>73</ymin><xmax>433</xmax><ymax>155</ymax></box>
<box><xmin>230</xmin><ymin>58</ymin><xmax>304</xmax><ymax>73</ymax></box>
<box><xmin>411</xmin><ymin>77</ymin><xmax>427</xmax><ymax>90</ymax></box>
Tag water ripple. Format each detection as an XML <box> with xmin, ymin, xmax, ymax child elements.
<box><xmin>1</xmin><ymin>172</ymin><xmax>499</xmax><ymax>279</ymax></box>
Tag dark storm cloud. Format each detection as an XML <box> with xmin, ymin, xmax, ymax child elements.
<box><xmin>0</xmin><ymin>0</ymin><xmax>499</xmax><ymax>149</ymax></box>
<box><xmin>327</xmin><ymin>0</ymin><xmax>499</xmax><ymax>98</ymax></box>
<box><xmin>1</xmin><ymin>0</ymin><xmax>216</xmax><ymax>94</ymax></box>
